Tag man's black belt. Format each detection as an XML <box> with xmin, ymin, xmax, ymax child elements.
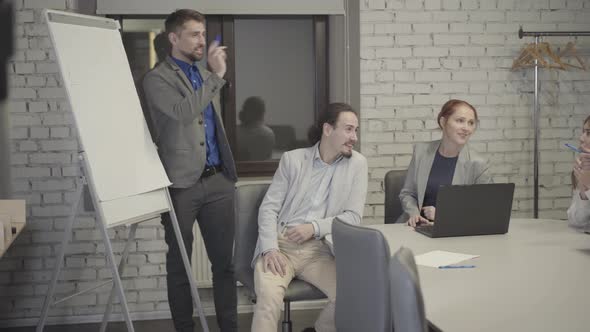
<box><xmin>201</xmin><ymin>165</ymin><xmax>223</xmax><ymax>178</ymax></box>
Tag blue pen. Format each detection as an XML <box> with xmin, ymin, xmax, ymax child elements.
<box><xmin>565</xmin><ymin>143</ymin><xmax>582</xmax><ymax>153</ymax></box>
<box><xmin>214</xmin><ymin>34</ymin><xmax>222</xmax><ymax>44</ymax></box>
<box><xmin>438</xmin><ymin>265</ymin><xmax>476</xmax><ymax>269</ymax></box>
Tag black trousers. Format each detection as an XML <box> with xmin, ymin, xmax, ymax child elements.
<box><xmin>162</xmin><ymin>172</ymin><xmax>237</xmax><ymax>332</ymax></box>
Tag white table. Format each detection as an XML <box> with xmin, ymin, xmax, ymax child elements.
<box><xmin>368</xmin><ymin>218</ymin><xmax>590</xmax><ymax>332</ymax></box>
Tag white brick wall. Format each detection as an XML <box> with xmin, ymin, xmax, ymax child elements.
<box><xmin>360</xmin><ymin>0</ymin><xmax>590</xmax><ymax>224</ymax></box>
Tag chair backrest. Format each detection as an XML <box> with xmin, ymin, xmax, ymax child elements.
<box><xmin>390</xmin><ymin>247</ymin><xmax>428</xmax><ymax>332</ymax></box>
<box><xmin>269</xmin><ymin>125</ymin><xmax>296</xmax><ymax>150</ymax></box>
<box><xmin>384</xmin><ymin>169</ymin><xmax>407</xmax><ymax>224</ymax></box>
<box><xmin>332</xmin><ymin>219</ymin><xmax>392</xmax><ymax>332</ymax></box>
<box><xmin>233</xmin><ymin>182</ymin><xmax>271</xmax><ymax>293</ymax></box>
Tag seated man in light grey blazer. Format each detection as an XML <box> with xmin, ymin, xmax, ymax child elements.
<box><xmin>251</xmin><ymin>103</ymin><xmax>368</xmax><ymax>332</ymax></box>
<box><xmin>398</xmin><ymin>99</ymin><xmax>492</xmax><ymax>226</ymax></box>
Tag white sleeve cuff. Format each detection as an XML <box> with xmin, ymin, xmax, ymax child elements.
<box><xmin>311</xmin><ymin>220</ymin><xmax>320</xmax><ymax>239</ymax></box>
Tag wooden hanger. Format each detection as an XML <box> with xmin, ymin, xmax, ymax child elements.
<box><xmin>537</xmin><ymin>42</ymin><xmax>567</xmax><ymax>69</ymax></box>
<box><xmin>512</xmin><ymin>42</ymin><xmax>567</xmax><ymax>70</ymax></box>
<box><xmin>512</xmin><ymin>44</ymin><xmax>545</xmax><ymax>70</ymax></box>
<box><xmin>558</xmin><ymin>42</ymin><xmax>587</xmax><ymax>70</ymax></box>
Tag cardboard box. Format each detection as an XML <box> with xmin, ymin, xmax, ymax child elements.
<box><xmin>0</xmin><ymin>200</ymin><xmax>26</xmax><ymax>258</ymax></box>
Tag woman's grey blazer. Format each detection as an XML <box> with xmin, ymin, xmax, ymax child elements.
<box><xmin>396</xmin><ymin>140</ymin><xmax>492</xmax><ymax>223</ymax></box>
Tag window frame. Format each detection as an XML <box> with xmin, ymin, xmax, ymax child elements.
<box><xmin>207</xmin><ymin>15</ymin><xmax>329</xmax><ymax>177</ymax></box>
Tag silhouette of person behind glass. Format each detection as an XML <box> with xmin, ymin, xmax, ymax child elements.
<box><xmin>153</xmin><ymin>31</ymin><xmax>172</xmax><ymax>64</ymax></box>
<box><xmin>237</xmin><ymin>96</ymin><xmax>275</xmax><ymax>161</ymax></box>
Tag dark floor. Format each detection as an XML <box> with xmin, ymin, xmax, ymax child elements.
<box><xmin>0</xmin><ymin>309</ymin><xmax>320</xmax><ymax>332</ymax></box>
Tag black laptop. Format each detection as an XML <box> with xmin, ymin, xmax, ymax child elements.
<box><xmin>415</xmin><ymin>183</ymin><xmax>515</xmax><ymax>238</ymax></box>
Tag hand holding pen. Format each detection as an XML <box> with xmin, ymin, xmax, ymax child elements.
<box><xmin>565</xmin><ymin>143</ymin><xmax>590</xmax><ymax>170</ymax></box>
<box><xmin>574</xmin><ymin>165</ymin><xmax>590</xmax><ymax>190</ymax></box>
<box><xmin>208</xmin><ymin>34</ymin><xmax>227</xmax><ymax>79</ymax></box>
<box><xmin>566</xmin><ymin>143</ymin><xmax>590</xmax><ymax>190</ymax></box>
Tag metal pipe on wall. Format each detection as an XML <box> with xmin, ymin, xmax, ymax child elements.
<box><xmin>0</xmin><ymin>1</ymin><xmax>14</xmax><ymax>199</ymax></box>
<box><xmin>533</xmin><ymin>35</ymin><xmax>539</xmax><ymax>218</ymax></box>
<box><xmin>518</xmin><ymin>27</ymin><xmax>590</xmax><ymax>218</ymax></box>
<box><xmin>0</xmin><ymin>100</ymin><xmax>10</xmax><ymax>199</ymax></box>
<box><xmin>519</xmin><ymin>28</ymin><xmax>590</xmax><ymax>38</ymax></box>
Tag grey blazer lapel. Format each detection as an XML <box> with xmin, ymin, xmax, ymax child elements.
<box><xmin>197</xmin><ymin>63</ymin><xmax>224</xmax><ymax>122</ymax></box>
<box><xmin>165</xmin><ymin>57</ymin><xmax>193</xmax><ymax>92</ymax></box>
<box><xmin>287</xmin><ymin>146</ymin><xmax>316</xmax><ymax>219</ymax></box>
<box><xmin>325</xmin><ymin>159</ymin><xmax>347</xmax><ymax>214</ymax></box>
<box><xmin>417</xmin><ymin>140</ymin><xmax>438</xmax><ymax>208</ymax></box>
<box><xmin>197</xmin><ymin>62</ymin><xmax>210</xmax><ymax>81</ymax></box>
<box><xmin>168</xmin><ymin>59</ymin><xmax>205</xmax><ymax>144</ymax></box>
<box><xmin>452</xmin><ymin>145</ymin><xmax>470</xmax><ymax>185</ymax></box>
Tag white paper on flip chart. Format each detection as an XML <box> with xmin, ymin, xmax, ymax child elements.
<box><xmin>415</xmin><ymin>250</ymin><xmax>479</xmax><ymax>268</ymax></box>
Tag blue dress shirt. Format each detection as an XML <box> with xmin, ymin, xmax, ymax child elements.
<box><xmin>172</xmin><ymin>57</ymin><xmax>221</xmax><ymax>167</ymax></box>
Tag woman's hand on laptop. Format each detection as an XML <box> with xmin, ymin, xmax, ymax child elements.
<box><xmin>407</xmin><ymin>214</ymin><xmax>431</xmax><ymax>227</ymax></box>
<box><xmin>422</xmin><ymin>206</ymin><xmax>436</xmax><ymax>221</ymax></box>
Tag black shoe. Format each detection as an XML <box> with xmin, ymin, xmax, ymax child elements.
<box><xmin>301</xmin><ymin>328</ymin><xmax>316</xmax><ymax>332</ymax></box>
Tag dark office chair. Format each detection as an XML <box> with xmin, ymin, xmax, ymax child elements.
<box><xmin>332</xmin><ymin>218</ymin><xmax>392</xmax><ymax>332</ymax></box>
<box><xmin>384</xmin><ymin>169</ymin><xmax>407</xmax><ymax>224</ymax></box>
<box><xmin>390</xmin><ymin>247</ymin><xmax>429</xmax><ymax>332</ymax></box>
<box><xmin>269</xmin><ymin>125</ymin><xmax>297</xmax><ymax>150</ymax></box>
<box><xmin>233</xmin><ymin>183</ymin><xmax>327</xmax><ymax>332</ymax></box>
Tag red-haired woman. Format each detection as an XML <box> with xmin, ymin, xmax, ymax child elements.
<box><xmin>398</xmin><ymin>99</ymin><xmax>492</xmax><ymax>226</ymax></box>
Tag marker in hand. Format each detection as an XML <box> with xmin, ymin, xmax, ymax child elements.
<box><xmin>208</xmin><ymin>34</ymin><xmax>227</xmax><ymax>78</ymax></box>
<box><xmin>212</xmin><ymin>34</ymin><xmax>226</xmax><ymax>51</ymax></box>
<box><xmin>565</xmin><ymin>143</ymin><xmax>581</xmax><ymax>153</ymax></box>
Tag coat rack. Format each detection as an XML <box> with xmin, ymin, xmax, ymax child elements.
<box><xmin>516</xmin><ymin>27</ymin><xmax>590</xmax><ymax>218</ymax></box>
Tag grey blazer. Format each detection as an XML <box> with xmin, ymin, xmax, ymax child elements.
<box><xmin>252</xmin><ymin>144</ymin><xmax>369</xmax><ymax>267</ymax></box>
<box><xmin>397</xmin><ymin>140</ymin><xmax>492</xmax><ymax>223</ymax></box>
<box><xmin>142</xmin><ymin>56</ymin><xmax>237</xmax><ymax>188</ymax></box>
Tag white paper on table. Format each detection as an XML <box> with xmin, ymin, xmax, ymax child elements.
<box><xmin>415</xmin><ymin>250</ymin><xmax>479</xmax><ymax>268</ymax></box>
